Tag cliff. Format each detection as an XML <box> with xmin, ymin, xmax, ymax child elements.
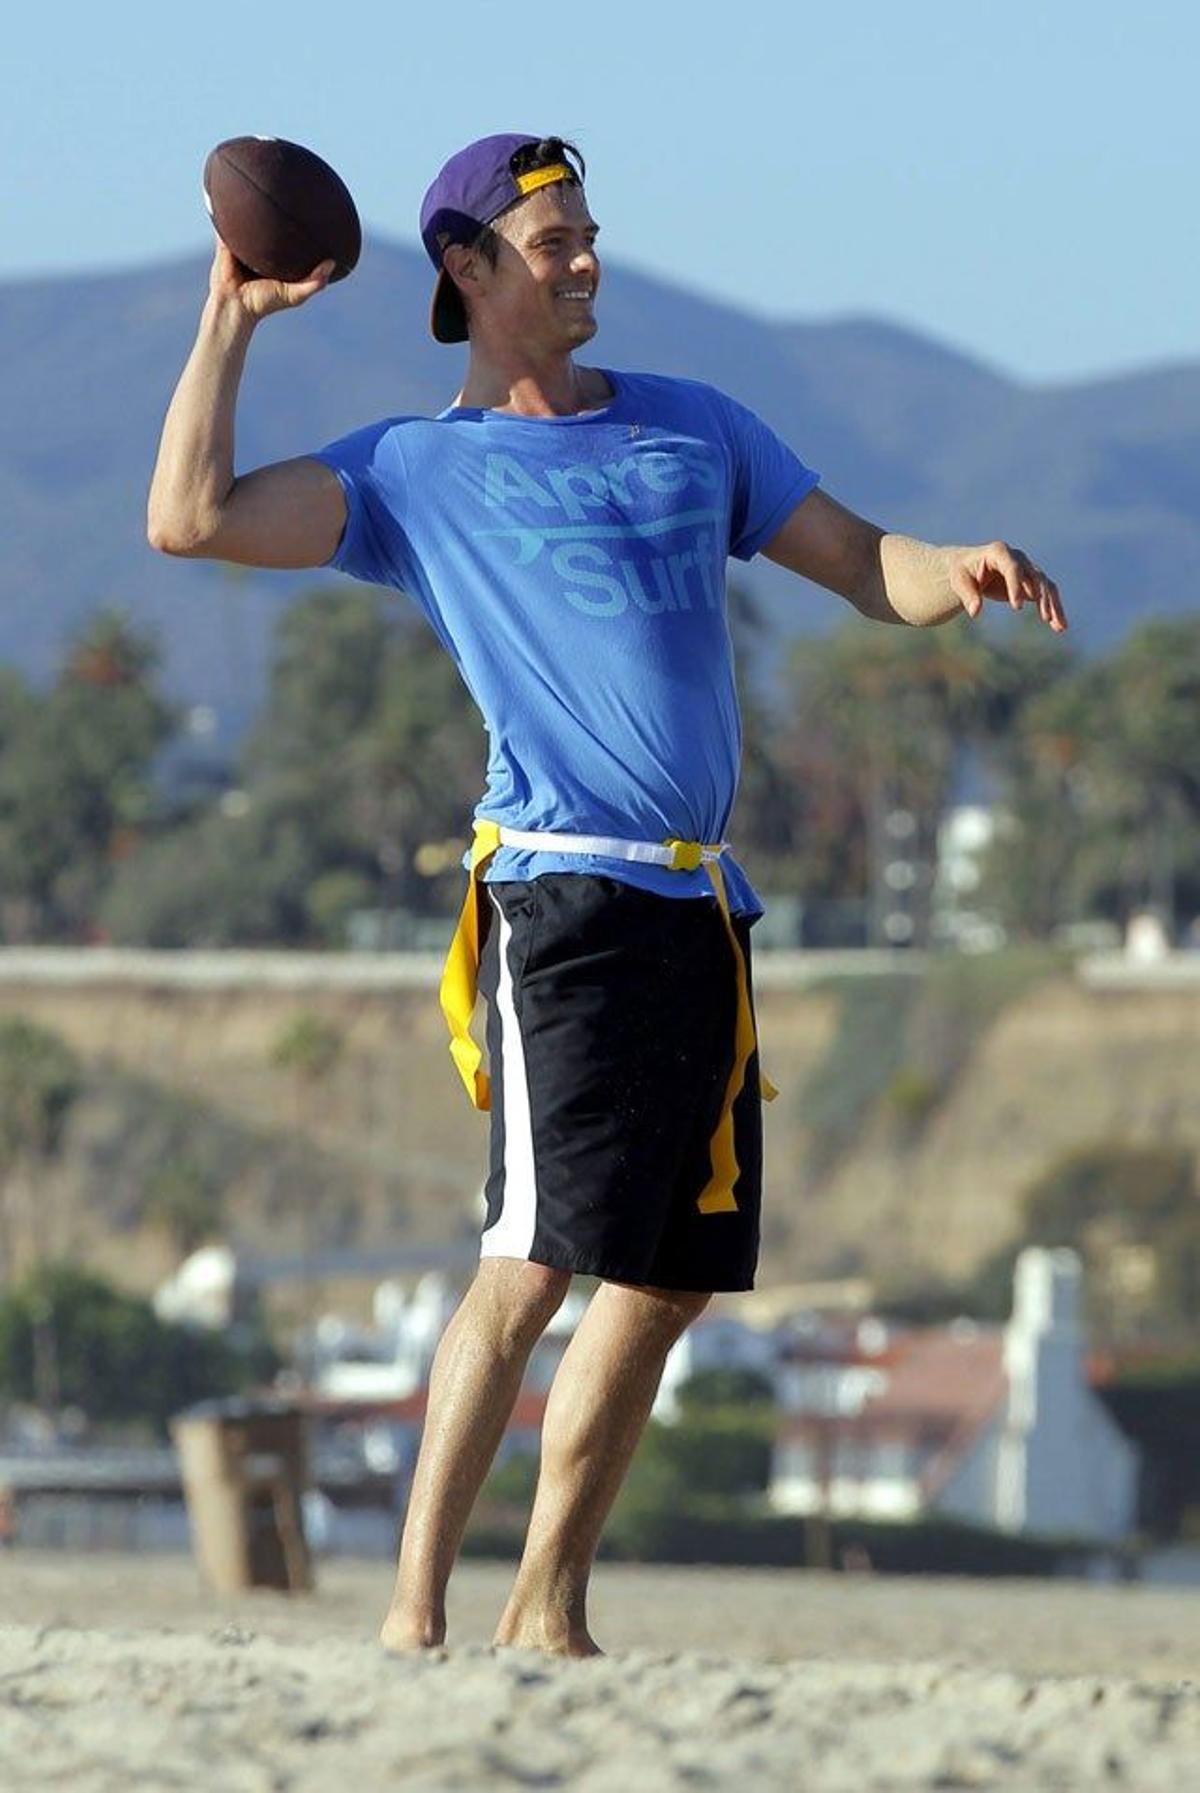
<box><xmin>1</xmin><ymin>950</ymin><xmax>1197</xmax><ymax>1303</ymax></box>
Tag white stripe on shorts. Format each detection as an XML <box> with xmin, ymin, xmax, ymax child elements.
<box><xmin>479</xmin><ymin>892</ymin><xmax>539</xmax><ymax>1262</ymax></box>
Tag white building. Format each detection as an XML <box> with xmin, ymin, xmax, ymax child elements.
<box><xmin>932</xmin><ymin>802</ymin><xmax>1008</xmax><ymax>952</ymax></box>
<box><xmin>309</xmin><ymin>1275</ymin><xmax>595</xmax><ymax>1403</ymax></box>
<box><xmin>310</xmin><ymin>1281</ymin><xmax>771</xmax><ymax>1415</ymax></box>
<box><xmin>154</xmin><ymin>1243</ymin><xmax>241</xmax><ymax>1329</ymax></box>
<box><xmin>309</xmin><ymin>1271</ymin><xmax>460</xmax><ymax>1400</ymax></box>
<box><xmin>770</xmin><ymin>1249</ymin><xmax>1139</xmax><ymax>1543</ymax></box>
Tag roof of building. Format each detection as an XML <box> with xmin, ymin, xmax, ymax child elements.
<box><xmin>779</xmin><ymin>1325</ymin><xmax>1008</xmax><ymax>1498</ymax></box>
<box><xmin>870</xmin><ymin>1327</ymin><xmax>1006</xmax><ymax>1425</ymax></box>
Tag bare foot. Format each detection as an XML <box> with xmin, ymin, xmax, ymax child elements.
<box><xmin>379</xmin><ymin>1609</ymin><xmax>446</xmax><ymax>1653</ymax></box>
<box><xmin>492</xmin><ymin>1614</ymin><xmax>604</xmax><ymax>1658</ymax></box>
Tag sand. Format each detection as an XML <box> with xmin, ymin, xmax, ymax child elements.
<box><xmin>2</xmin><ymin>1553</ymin><xmax>1198</xmax><ymax>1789</ymax></box>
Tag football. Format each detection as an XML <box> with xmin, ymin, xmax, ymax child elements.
<box><xmin>202</xmin><ymin>136</ymin><xmax>361</xmax><ymax>283</ymax></box>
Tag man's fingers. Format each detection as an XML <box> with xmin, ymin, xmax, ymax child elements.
<box><xmin>957</xmin><ymin>541</ymin><xmax>1066</xmax><ymax>632</ymax></box>
<box><xmin>209</xmin><ymin>242</ymin><xmax>335</xmax><ymax>315</ymax></box>
<box><xmin>1042</xmin><ymin>576</ymin><xmax>1068</xmax><ymax>632</ymax></box>
<box><xmin>990</xmin><ymin>542</ymin><xmax>1025</xmax><ymax>609</ymax></box>
<box><xmin>282</xmin><ymin>260</ymin><xmax>337</xmax><ymax>304</ymax></box>
<box><xmin>1022</xmin><ymin>565</ymin><xmax>1067</xmax><ymax>633</ymax></box>
<box><xmin>954</xmin><ymin>544</ymin><xmax>1067</xmax><ymax>632</ymax></box>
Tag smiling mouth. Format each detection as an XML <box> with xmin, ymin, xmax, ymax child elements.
<box><xmin>556</xmin><ymin>289</ymin><xmax>594</xmax><ymax>302</ymax></box>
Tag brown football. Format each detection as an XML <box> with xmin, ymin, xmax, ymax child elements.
<box><xmin>202</xmin><ymin>136</ymin><xmax>361</xmax><ymax>283</ymax></box>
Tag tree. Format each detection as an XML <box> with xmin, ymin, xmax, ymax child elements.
<box><xmin>965</xmin><ymin>1141</ymin><xmax>1200</xmax><ymax>1344</ymax></box>
<box><xmin>720</xmin><ymin>586</ymin><xmax>805</xmax><ymax>898</ymax></box>
<box><xmin>251</xmin><ymin>591</ymin><xmax>486</xmax><ymax>923</ymax></box>
<box><xmin>0</xmin><ymin>670</ymin><xmax>40</xmax><ymax>941</ymax></box>
<box><xmin>1101</xmin><ymin>618</ymin><xmax>1200</xmax><ymax>931</ymax></box>
<box><xmin>103</xmin><ymin>588</ymin><xmax>488</xmax><ymax>945</ymax></box>
<box><xmin>270</xmin><ymin>1013</ymin><xmax>345</xmax><ymax>1329</ymax></box>
<box><xmin>778</xmin><ymin>621</ymin><xmax>1004</xmax><ymax>943</ymax></box>
<box><xmin>0</xmin><ymin>610</ymin><xmax>175</xmax><ymax>940</ymax></box>
<box><xmin>347</xmin><ymin>615</ymin><xmax>487</xmax><ymax>916</ymax></box>
<box><xmin>0</xmin><ymin>1262</ymin><xmax>274</xmax><ymax>1434</ymax></box>
<box><xmin>142</xmin><ymin>1157</ymin><xmax>224</xmax><ymax>1261</ymax></box>
<box><xmin>978</xmin><ymin>618</ymin><xmax>1200</xmax><ymax>939</ymax></box>
<box><xmin>0</xmin><ymin>1018</ymin><xmax>82</xmax><ymax>1407</ymax></box>
<box><xmin>1023</xmin><ymin>1141</ymin><xmax>1195</xmax><ymax>1244</ymax></box>
<box><xmin>675</xmin><ymin>1365</ymin><xmax>776</xmax><ymax>1412</ymax></box>
<box><xmin>606</xmin><ymin>1397</ymin><xmax>778</xmax><ymax>1561</ymax></box>
<box><xmin>237</xmin><ymin>587</ymin><xmax>397</xmax><ymax>934</ymax></box>
<box><xmin>101</xmin><ymin>803</ymin><xmax>320</xmax><ymax>946</ymax></box>
<box><xmin>0</xmin><ymin>1017</ymin><xmax>80</xmax><ymax>1271</ymax></box>
<box><xmin>270</xmin><ymin>1011</ymin><xmax>344</xmax><ymax>1089</ymax></box>
<box><xmin>245</xmin><ymin>586</ymin><xmax>391</xmax><ymax>777</ymax></box>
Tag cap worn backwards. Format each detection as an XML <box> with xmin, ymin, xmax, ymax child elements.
<box><xmin>420</xmin><ymin>133</ymin><xmax>584</xmax><ymax>344</ymax></box>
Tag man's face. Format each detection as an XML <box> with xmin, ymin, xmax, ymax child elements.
<box><xmin>475</xmin><ymin>181</ymin><xmax>601</xmax><ymax>351</ymax></box>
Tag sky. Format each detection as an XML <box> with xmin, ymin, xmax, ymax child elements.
<box><xmin>4</xmin><ymin>0</ymin><xmax>1195</xmax><ymax>384</ymax></box>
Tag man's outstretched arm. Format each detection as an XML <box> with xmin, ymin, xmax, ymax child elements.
<box><xmin>762</xmin><ymin>489</ymin><xmax>1067</xmax><ymax>633</ymax></box>
<box><xmin>147</xmin><ymin>242</ymin><xmax>347</xmax><ymax>568</ymax></box>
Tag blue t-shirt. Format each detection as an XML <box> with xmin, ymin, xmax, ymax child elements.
<box><xmin>313</xmin><ymin>369</ymin><xmax>818</xmax><ymax>913</ymax></box>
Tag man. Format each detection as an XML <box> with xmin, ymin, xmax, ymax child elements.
<box><xmin>148</xmin><ymin>132</ymin><xmax>1066</xmax><ymax>1657</ymax></box>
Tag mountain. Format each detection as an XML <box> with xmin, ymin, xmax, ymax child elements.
<box><xmin>3</xmin><ymin>239</ymin><xmax>1197</xmax><ymax>745</ymax></box>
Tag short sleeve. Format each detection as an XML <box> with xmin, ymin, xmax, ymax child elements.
<box><xmin>712</xmin><ymin>390</ymin><xmax>820</xmax><ymax>561</ymax></box>
<box><xmin>309</xmin><ymin>419</ymin><xmax>411</xmax><ymax>588</ymax></box>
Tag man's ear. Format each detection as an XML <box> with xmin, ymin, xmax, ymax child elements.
<box><xmin>442</xmin><ymin>242</ymin><xmax>482</xmax><ymax>301</ymax></box>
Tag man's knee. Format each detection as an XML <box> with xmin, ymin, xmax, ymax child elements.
<box><xmin>474</xmin><ymin>1256</ymin><xmax>572</xmax><ymax>1349</ymax></box>
<box><xmin>650</xmin><ymin>1288</ymin><xmax>711</xmax><ymax>1324</ymax></box>
<box><xmin>602</xmin><ymin>1280</ymin><xmax>712</xmax><ymax>1340</ymax></box>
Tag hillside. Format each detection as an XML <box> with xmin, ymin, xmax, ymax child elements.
<box><xmin>3</xmin><ymin>241</ymin><xmax>1198</xmax><ymax>750</ymax></box>
<box><xmin>2</xmin><ymin>953</ymin><xmax>1198</xmax><ymax>1307</ymax></box>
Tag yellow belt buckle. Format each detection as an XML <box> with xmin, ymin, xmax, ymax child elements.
<box><xmin>664</xmin><ymin>836</ymin><xmax>704</xmax><ymax>872</ymax></box>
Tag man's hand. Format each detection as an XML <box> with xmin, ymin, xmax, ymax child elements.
<box><xmin>947</xmin><ymin>541</ymin><xmax>1067</xmax><ymax>633</ymax></box>
<box><xmin>762</xmin><ymin>493</ymin><xmax>1067</xmax><ymax>633</ymax></box>
<box><xmin>208</xmin><ymin>238</ymin><xmax>335</xmax><ymax>322</ymax></box>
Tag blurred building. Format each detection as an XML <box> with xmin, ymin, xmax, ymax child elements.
<box><xmin>769</xmin><ymin>1248</ymin><xmax>1139</xmax><ymax>1543</ymax></box>
<box><xmin>931</xmin><ymin>802</ymin><xmax>1007</xmax><ymax>952</ymax></box>
<box><xmin>154</xmin><ymin>1244</ymin><xmax>243</xmax><ymax>1330</ymax></box>
<box><xmin>185</xmin><ymin>1244</ymin><xmax>1138</xmax><ymax>1550</ymax></box>
<box><xmin>309</xmin><ymin>1273</ymin><xmax>460</xmax><ymax>1401</ymax></box>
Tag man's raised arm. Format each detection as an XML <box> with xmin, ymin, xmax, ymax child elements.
<box><xmin>147</xmin><ymin>242</ymin><xmax>347</xmax><ymax>568</ymax></box>
<box><xmin>763</xmin><ymin>489</ymin><xmax>1067</xmax><ymax>633</ymax></box>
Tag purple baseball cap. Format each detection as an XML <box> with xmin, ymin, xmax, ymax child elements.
<box><xmin>420</xmin><ymin>133</ymin><xmax>584</xmax><ymax>344</ymax></box>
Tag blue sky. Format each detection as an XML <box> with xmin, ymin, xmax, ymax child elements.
<box><xmin>5</xmin><ymin>0</ymin><xmax>1193</xmax><ymax>383</ymax></box>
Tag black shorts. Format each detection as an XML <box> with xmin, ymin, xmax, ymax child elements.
<box><xmin>477</xmin><ymin>874</ymin><xmax>763</xmax><ymax>1292</ymax></box>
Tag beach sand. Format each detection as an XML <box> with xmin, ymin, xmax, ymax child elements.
<box><xmin>2</xmin><ymin>1552</ymin><xmax>1198</xmax><ymax>1788</ymax></box>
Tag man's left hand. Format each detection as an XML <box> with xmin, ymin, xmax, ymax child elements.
<box><xmin>948</xmin><ymin>541</ymin><xmax>1067</xmax><ymax>633</ymax></box>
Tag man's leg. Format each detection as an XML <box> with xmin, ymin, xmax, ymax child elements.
<box><xmin>493</xmin><ymin>1279</ymin><xmax>710</xmax><ymax>1656</ymax></box>
<box><xmin>380</xmin><ymin>1256</ymin><xmax>571</xmax><ymax>1650</ymax></box>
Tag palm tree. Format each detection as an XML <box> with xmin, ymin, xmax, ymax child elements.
<box><xmin>0</xmin><ymin>1018</ymin><xmax>80</xmax><ymax>1410</ymax></box>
